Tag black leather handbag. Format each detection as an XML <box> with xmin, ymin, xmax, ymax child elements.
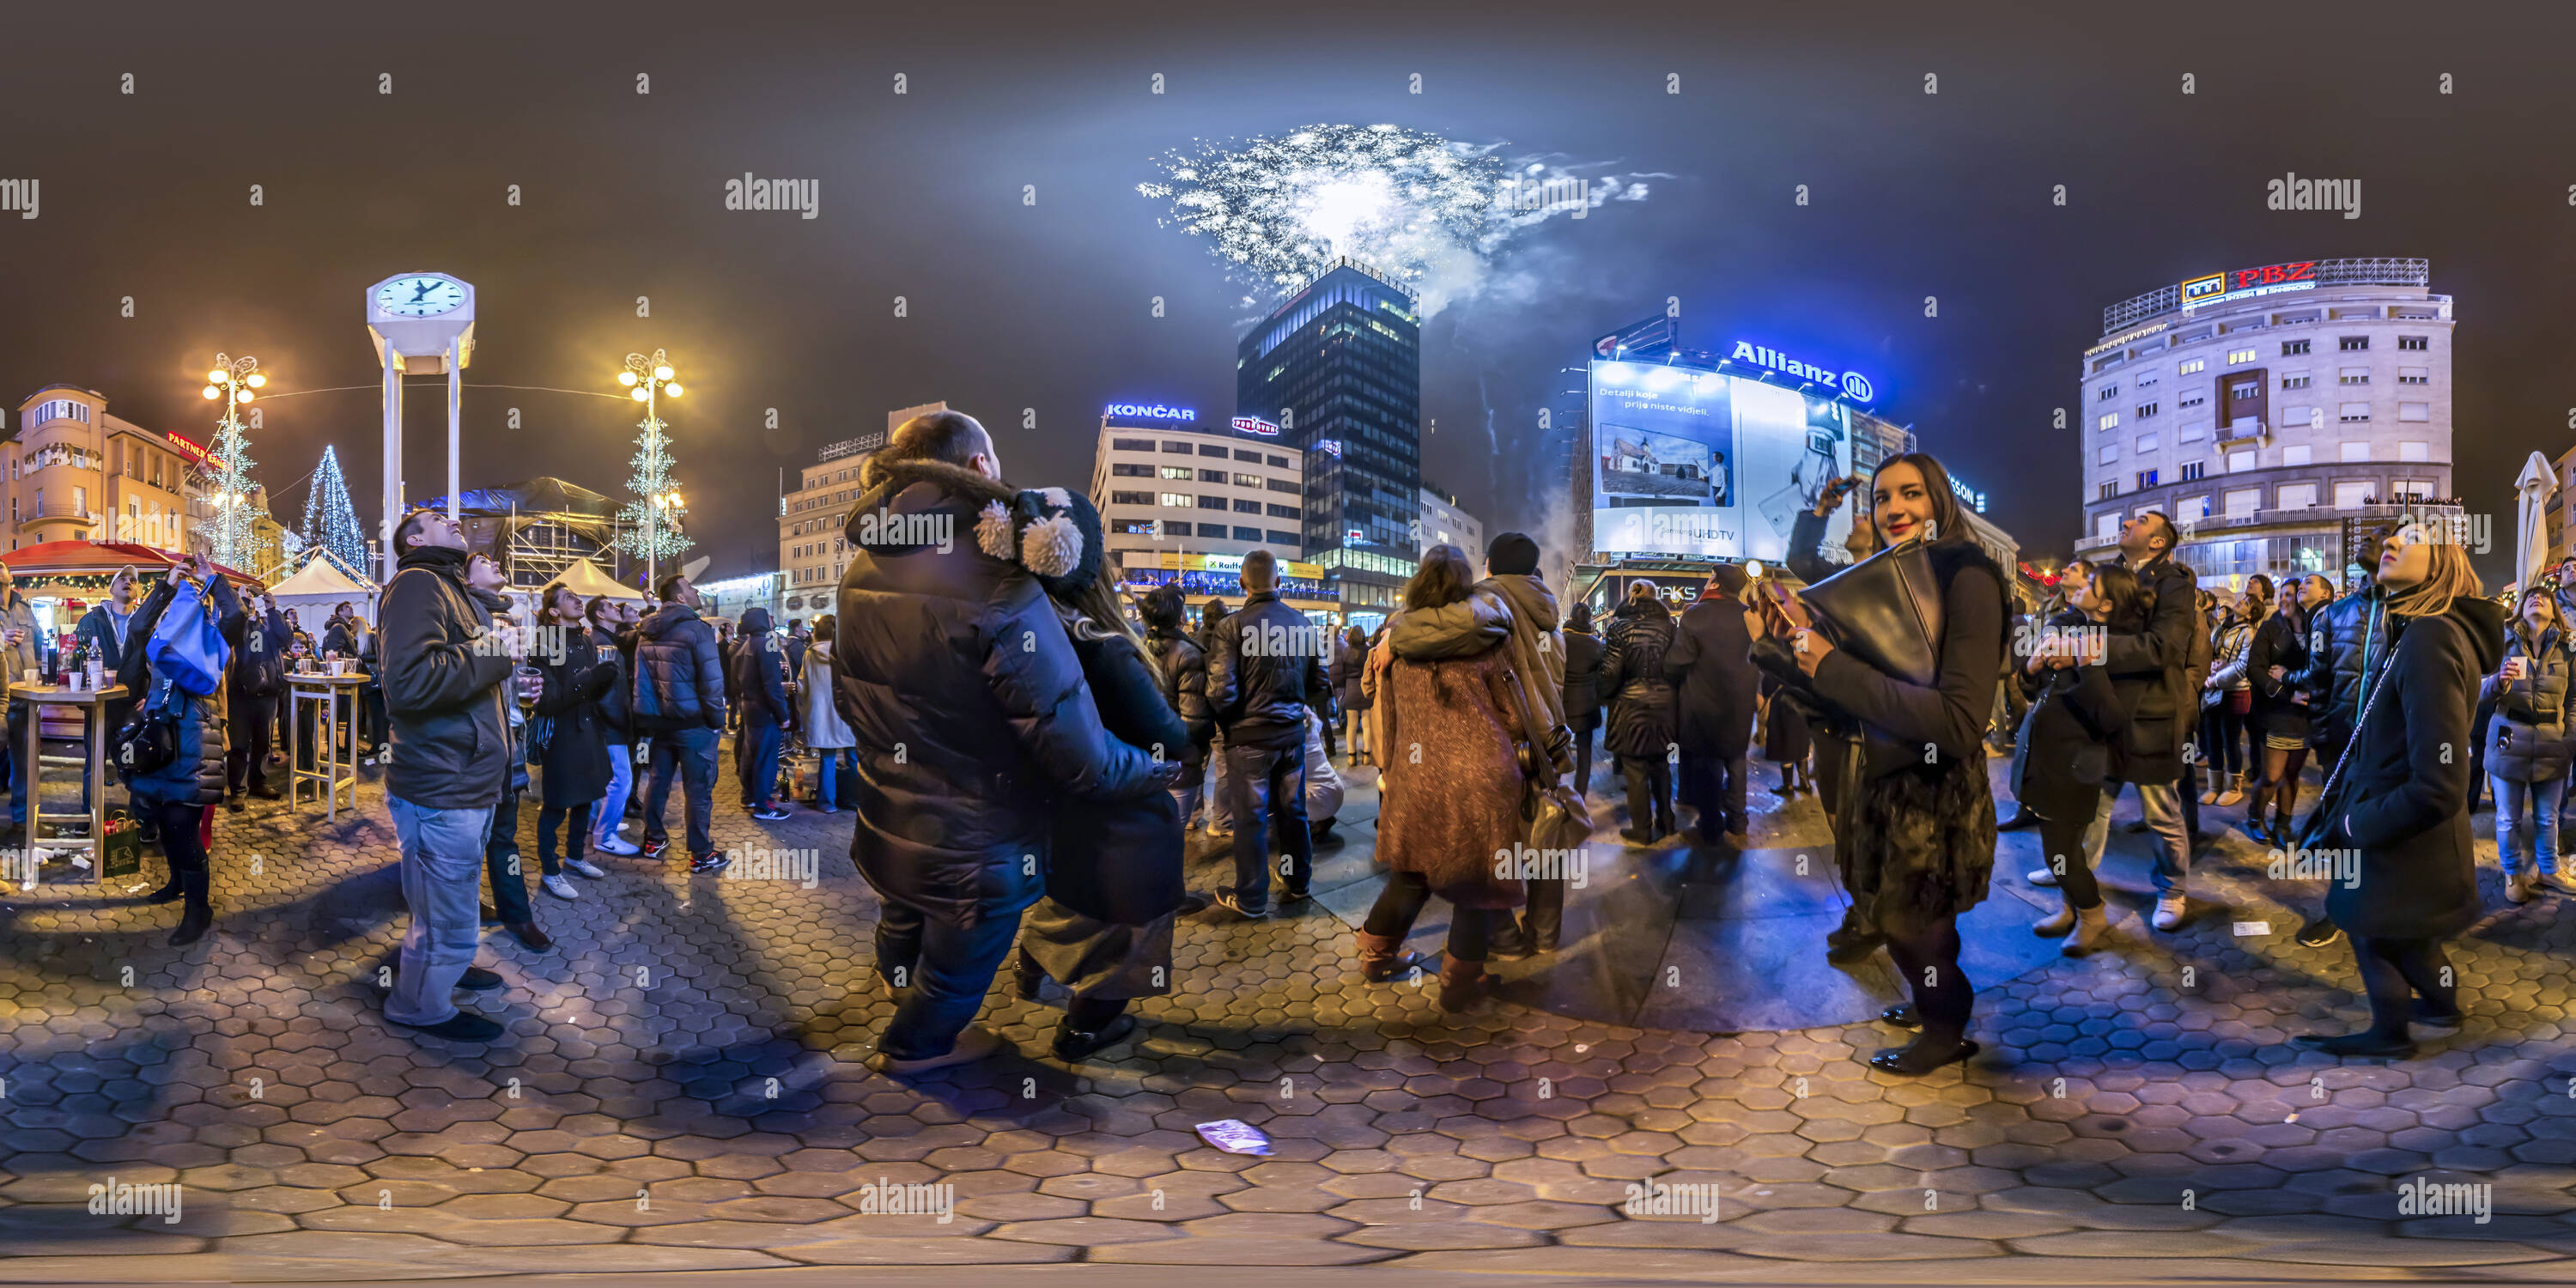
<box><xmin>1795</xmin><ymin>537</ymin><xmax>1945</xmax><ymax>688</ymax></box>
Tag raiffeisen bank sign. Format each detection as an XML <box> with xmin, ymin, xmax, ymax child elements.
<box><xmin>1728</xmin><ymin>340</ymin><xmax>1874</xmax><ymax>404</ymax></box>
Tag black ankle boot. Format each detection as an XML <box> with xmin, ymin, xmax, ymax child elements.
<box><xmin>168</xmin><ymin>871</ymin><xmax>212</xmax><ymax>946</ymax></box>
<box><xmin>145</xmin><ymin>873</ymin><xmax>183</xmax><ymax>904</ymax></box>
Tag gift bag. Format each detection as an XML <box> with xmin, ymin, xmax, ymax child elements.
<box><xmin>99</xmin><ymin>810</ymin><xmax>143</xmax><ymax>880</ymax></box>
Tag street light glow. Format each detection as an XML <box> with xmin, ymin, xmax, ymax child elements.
<box><xmin>617</xmin><ymin>370</ymin><xmax>638</xmax><ymax>386</ymax></box>
<box><xmin>661</xmin><ymin>382</ymin><xmax>682</xmax><ymax>398</ymax></box>
<box><xmin>202</xmin><ymin>386</ymin><xmax>221</xmax><ymax>399</ymax></box>
<box><xmin>653</xmin><ymin>365</ymin><xmax>674</xmax><ymax>382</ymax></box>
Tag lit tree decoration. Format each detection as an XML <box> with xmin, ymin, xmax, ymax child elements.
<box><xmin>611</xmin><ymin>349</ymin><xmax>692</xmax><ymax>583</ymax></box>
<box><xmin>199</xmin><ymin>353</ymin><xmax>266</xmax><ymax>569</ymax></box>
<box><xmin>300</xmin><ymin>444</ymin><xmax>368</xmax><ymax>576</ymax></box>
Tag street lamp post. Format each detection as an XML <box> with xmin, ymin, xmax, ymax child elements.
<box><xmin>617</xmin><ymin>349</ymin><xmax>686</xmax><ymax>590</ymax></box>
<box><xmin>199</xmin><ymin>354</ymin><xmax>268</xmax><ymax>568</ymax></box>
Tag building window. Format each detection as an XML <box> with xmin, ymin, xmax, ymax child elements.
<box><xmin>2136</xmin><ymin>434</ymin><xmax>2160</xmax><ymax>453</ymax></box>
<box><xmin>2337</xmin><ymin>368</ymin><xmax>2369</xmax><ymax>386</ymax></box>
<box><xmin>2097</xmin><ymin>481</ymin><xmax>2118</xmax><ymax>500</ymax></box>
<box><xmin>1157</xmin><ymin>492</ymin><xmax>1193</xmax><ymax>508</ymax></box>
<box><xmin>2097</xmin><ymin>384</ymin><xmax>2119</xmax><ymax>402</ymax></box>
<box><xmin>1232</xmin><ymin>526</ymin><xmax>1262</xmax><ymax>541</ymax></box>
<box><xmin>2179</xmin><ymin>461</ymin><xmax>2206</xmax><ymax>482</ymax></box>
<box><xmin>2177</xmin><ymin>495</ymin><xmax>2210</xmax><ymax>520</ymax></box>
<box><xmin>2397</xmin><ymin>335</ymin><xmax>2428</xmax><ymax>351</ymax></box>
<box><xmin>1159</xmin><ymin>465</ymin><xmax>1194</xmax><ymax>481</ymax></box>
<box><xmin>1267</xmin><ymin>478</ymin><xmax>1299</xmax><ymax>495</ymax></box>
<box><xmin>1199</xmin><ymin>469</ymin><xmax>1227</xmax><ymax>483</ymax></box>
<box><xmin>2227</xmin><ymin>349</ymin><xmax>2257</xmax><ymax>365</ymax></box>
<box><xmin>1233</xmin><ymin>498</ymin><xmax>1261</xmax><ymax>514</ymax></box>
<box><xmin>2399</xmin><ymin>440</ymin><xmax>2431</xmax><ymax>460</ymax></box>
<box><xmin>2098</xmin><ymin>445</ymin><xmax>2117</xmax><ymax>465</ymax></box>
<box><xmin>2281</xmin><ymin>373</ymin><xmax>2311</xmax><ymax>390</ymax></box>
<box><xmin>2281</xmin><ymin>405</ymin><xmax>2314</xmax><ymax>429</ymax></box>
<box><xmin>1198</xmin><ymin>495</ymin><xmax>1228</xmax><ymax>510</ymax></box>
<box><xmin>2178</xmin><ymin>358</ymin><xmax>2205</xmax><ymax>375</ymax></box>
<box><xmin>1234</xmin><ymin>450</ymin><xmax>1263</xmax><ymax>463</ymax></box>
<box><xmin>1111</xmin><ymin>463</ymin><xmax>1152</xmax><ymax>477</ymax></box>
<box><xmin>2338</xmin><ymin>403</ymin><xmax>2372</xmax><ymax>422</ymax></box>
<box><xmin>2136</xmin><ymin>403</ymin><xmax>2160</xmax><ymax>419</ymax></box>
<box><xmin>1266</xmin><ymin>455</ymin><xmax>1289</xmax><ymax>468</ymax></box>
<box><xmin>1234</xmin><ymin>472</ymin><xmax>1262</xmax><ymax>488</ymax></box>
<box><xmin>2339</xmin><ymin>336</ymin><xmax>2369</xmax><ymax>351</ymax></box>
<box><xmin>2397</xmin><ymin>404</ymin><xmax>2432</xmax><ymax>424</ymax></box>
<box><xmin>2095</xmin><ymin>512</ymin><xmax>2120</xmax><ymax>540</ymax></box>
<box><xmin>2227</xmin><ymin>450</ymin><xmax>2254</xmax><ymax>472</ymax></box>
<box><xmin>2282</xmin><ymin>445</ymin><xmax>2312</xmax><ymax>466</ymax></box>
<box><xmin>2277</xmin><ymin>483</ymin><xmax>2318</xmax><ymax>510</ymax></box>
<box><xmin>1267</xmin><ymin>504</ymin><xmax>1302</xmax><ymax>519</ymax></box>
<box><xmin>1112</xmin><ymin>437</ymin><xmax>1155</xmax><ymax>452</ymax></box>
<box><xmin>2223</xmin><ymin>488</ymin><xmax>2263</xmax><ymax>517</ymax></box>
<box><xmin>1162</xmin><ymin>440</ymin><xmax>1194</xmax><ymax>454</ymax></box>
<box><xmin>1198</xmin><ymin>444</ymin><xmax>1229</xmax><ymax>459</ymax></box>
<box><xmin>2397</xmin><ymin>368</ymin><xmax>2428</xmax><ymax>386</ymax></box>
<box><xmin>2281</xmin><ymin>339</ymin><xmax>2311</xmax><ymax>355</ymax></box>
<box><xmin>1268</xmin><ymin>529</ymin><xmax>1298</xmax><ymax>545</ymax></box>
<box><xmin>2178</xmin><ymin>392</ymin><xmax>2206</xmax><ymax>410</ymax></box>
<box><xmin>2097</xmin><ymin>412</ymin><xmax>2120</xmax><ymax>432</ymax></box>
<box><xmin>2232</xmin><ymin>381</ymin><xmax>2259</xmax><ymax>401</ymax></box>
<box><xmin>2135</xmin><ymin>470</ymin><xmax>2159</xmax><ymax>489</ymax></box>
<box><xmin>2340</xmin><ymin>441</ymin><xmax>2371</xmax><ymax>462</ymax></box>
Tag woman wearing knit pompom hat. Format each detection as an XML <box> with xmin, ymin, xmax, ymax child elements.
<box><xmin>988</xmin><ymin>487</ymin><xmax>1194</xmax><ymax>1060</ymax></box>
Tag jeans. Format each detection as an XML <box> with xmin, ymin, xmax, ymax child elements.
<box><xmin>643</xmin><ymin>725</ymin><xmax>720</xmax><ymax>858</ymax></box>
<box><xmin>386</xmin><ymin>797</ymin><xmax>496</xmax><ymax>1028</ymax></box>
<box><xmin>2493</xmin><ymin>774</ymin><xmax>2565</xmax><ymax>877</ymax></box>
<box><xmin>484</xmin><ymin>788</ymin><xmax>531</xmax><ymax>925</ymax></box>
<box><xmin>874</xmin><ymin>899</ymin><xmax>1023</xmax><ymax>1060</ymax></box>
<box><xmin>1619</xmin><ymin>755</ymin><xmax>1674</xmax><ymax>833</ymax></box>
<box><xmin>2136</xmin><ymin>781</ymin><xmax>2191</xmax><ymax>896</ymax></box>
<box><xmin>739</xmin><ymin>717</ymin><xmax>785</xmax><ymax>809</ymax></box>
<box><xmin>812</xmin><ymin>746</ymin><xmax>857</xmax><ymax>811</ymax></box>
<box><xmin>1222</xmin><ymin>739</ymin><xmax>1310</xmax><ymax>908</ymax></box>
<box><xmin>592</xmin><ymin>742</ymin><xmax>633</xmax><ymax>845</ymax></box>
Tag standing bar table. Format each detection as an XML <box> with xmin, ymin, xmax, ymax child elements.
<box><xmin>287</xmin><ymin>670</ymin><xmax>368</xmax><ymax>821</ymax></box>
<box><xmin>9</xmin><ymin>681</ymin><xmax>129</xmax><ymax>883</ymax></box>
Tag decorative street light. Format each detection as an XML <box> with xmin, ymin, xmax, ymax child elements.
<box><xmin>616</xmin><ymin>349</ymin><xmax>689</xmax><ymax>590</ymax></box>
<box><xmin>199</xmin><ymin>353</ymin><xmax>267</xmax><ymax>568</ymax></box>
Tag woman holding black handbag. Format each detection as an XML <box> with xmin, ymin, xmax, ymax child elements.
<box><xmin>2298</xmin><ymin>527</ymin><xmax>2500</xmax><ymax>1058</ymax></box>
<box><xmin>126</xmin><ymin>554</ymin><xmax>247</xmax><ymax>946</ymax></box>
<box><xmin>1753</xmin><ymin>453</ymin><xmax>2008</xmax><ymax>1075</ymax></box>
<box><xmin>2012</xmin><ymin>558</ymin><xmax>2136</xmax><ymax>957</ymax></box>
<box><xmin>530</xmin><ymin>581</ymin><xmax>618</xmax><ymax>902</ymax></box>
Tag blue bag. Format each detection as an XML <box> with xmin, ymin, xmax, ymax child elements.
<box><xmin>148</xmin><ymin>578</ymin><xmax>230</xmax><ymax>698</ymax></box>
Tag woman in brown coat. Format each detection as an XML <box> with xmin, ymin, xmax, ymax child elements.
<box><xmin>1358</xmin><ymin>544</ymin><xmax>1528</xmax><ymax>1011</ymax></box>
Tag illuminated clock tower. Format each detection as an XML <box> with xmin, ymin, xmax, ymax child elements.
<box><xmin>363</xmin><ymin>272</ymin><xmax>476</xmax><ymax>582</ymax></box>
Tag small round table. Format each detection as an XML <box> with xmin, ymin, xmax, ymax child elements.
<box><xmin>286</xmin><ymin>671</ymin><xmax>368</xmax><ymax>820</ymax></box>
<box><xmin>7</xmin><ymin>681</ymin><xmax>130</xmax><ymax>884</ymax></box>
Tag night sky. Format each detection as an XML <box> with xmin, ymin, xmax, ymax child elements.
<box><xmin>4</xmin><ymin>1</ymin><xmax>2571</xmax><ymax>584</ymax></box>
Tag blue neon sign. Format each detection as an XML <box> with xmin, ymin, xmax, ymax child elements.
<box><xmin>1728</xmin><ymin>340</ymin><xmax>1874</xmax><ymax>404</ymax></box>
<box><xmin>1105</xmin><ymin>403</ymin><xmax>1195</xmax><ymax>422</ymax></box>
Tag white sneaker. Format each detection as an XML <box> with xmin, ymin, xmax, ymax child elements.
<box><xmin>2026</xmin><ymin>866</ymin><xmax>2060</xmax><ymax>888</ymax></box>
<box><xmin>593</xmin><ymin>835</ymin><xmax>640</xmax><ymax>856</ymax></box>
<box><xmin>2152</xmin><ymin>894</ymin><xmax>2187</xmax><ymax>932</ymax></box>
<box><xmin>542</xmin><ymin>874</ymin><xmax>580</xmax><ymax>902</ymax></box>
<box><xmin>564</xmin><ymin>857</ymin><xmax>607</xmax><ymax>878</ymax></box>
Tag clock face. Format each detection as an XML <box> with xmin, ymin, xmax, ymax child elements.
<box><xmin>374</xmin><ymin>275</ymin><xmax>466</xmax><ymax>319</ymax></box>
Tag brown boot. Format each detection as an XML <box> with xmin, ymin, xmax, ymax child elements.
<box><xmin>1437</xmin><ymin>956</ymin><xmax>1495</xmax><ymax>1012</ymax></box>
<box><xmin>1357</xmin><ymin>931</ymin><xmax>1431</xmax><ymax>983</ymax></box>
<box><xmin>2032</xmin><ymin>890</ymin><xmax>2078</xmax><ymax>937</ymax></box>
<box><xmin>2061</xmin><ymin>901</ymin><xmax>2110</xmax><ymax>957</ymax></box>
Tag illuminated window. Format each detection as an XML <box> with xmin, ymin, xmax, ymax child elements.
<box><xmin>2227</xmin><ymin>349</ymin><xmax>2257</xmax><ymax>365</ymax></box>
<box><xmin>2178</xmin><ymin>358</ymin><xmax>2206</xmax><ymax>375</ymax></box>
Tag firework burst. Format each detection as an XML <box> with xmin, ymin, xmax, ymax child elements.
<box><xmin>1139</xmin><ymin>123</ymin><xmax>1646</xmax><ymax>315</ymax></box>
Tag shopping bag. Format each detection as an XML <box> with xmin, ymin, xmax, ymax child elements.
<box><xmin>147</xmin><ymin>579</ymin><xmax>229</xmax><ymax>697</ymax></box>
<box><xmin>99</xmin><ymin>810</ymin><xmax>143</xmax><ymax>879</ymax></box>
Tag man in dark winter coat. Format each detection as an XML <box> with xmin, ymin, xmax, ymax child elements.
<box><xmin>226</xmin><ymin>586</ymin><xmax>292</xmax><ymax>806</ymax></box>
<box><xmin>2099</xmin><ymin>512</ymin><xmax>2200</xmax><ymax>932</ymax></box>
<box><xmin>730</xmin><ymin>605</ymin><xmax>794</xmax><ymax>820</ymax></box>
<box><xmin>1140</xmin><ymin>584</ymin><xmax>1213</xmax><ymax>824</ymax></box>
<box><xmin>1205</xmin><ymin>549</ymin><xmax>1331</xmax><ymax>918</ymax></box>
<box><xmin>1668</xmin><ymin>564</ymin><xmax>1760</xmax><ymax>846</ymax></box>
<box><xmin>1601</xmin><ymin>581</ymin><xmax>1681</xmax><ymax>843</ymax></box>
<box><xmin>835</xmin><ymin>410</ymin><xmax>1171</xmax><ymax>1073</ymax></box>
<box><xmin>378</xmin><ymin>508</ymin><xmax>523</xmax><ymax>1044</ymax></box>
<box><xmin>632</xmin><ymin>575</ymin><xmax>728</xmax><ymax>872</ymax></box>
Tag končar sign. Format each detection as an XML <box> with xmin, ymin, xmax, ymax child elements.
<box><xmin>1105</xmin><ymin>403</ymin><xmax>1194</xmax><ymax>422</ymax></box>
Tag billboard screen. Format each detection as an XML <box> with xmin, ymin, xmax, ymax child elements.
<box><xmin>1589</xmin><ymin>361</ymin><xmax>1854</xmax><ymax>562</ymax></box>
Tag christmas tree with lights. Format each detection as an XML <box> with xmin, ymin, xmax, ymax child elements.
<box><xmin>207</xmin><ymin>410</ymin><xmax>258</xmax><ymax>571</ymax></box>
<box><xmin>300</xmin><ymin>445</ymin><xmax>368</xmax><ymax>575</ymax></box>
<box><xmin>614</xmin><ymin>412</ymin><xmax>693</xmax><ymax>566</ymax></box>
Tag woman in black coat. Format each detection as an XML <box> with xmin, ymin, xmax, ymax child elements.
<box><xmin>1755</xmin><ymin>453</ymin><xmax>2007</xmax><ymax>1075</ymax></box>
<box><xmin>2010</xmin><ymin>558</ymin><xmax>2135</xmax><ymax>957</ymax></box>
<box><xmin>2302</xmin><ymin>529</ymin><xmax>2502</xmax><ymax>1059</ymax></box>
<box><xmin>125</xmin><ymin>555</ymin><xmax>247</xmax><ymax>946</ymax></box>
<box><xmin>1002</xmin><ymin>491</ymin><xmax>1189</xmax><ymax>1060</ymax></box>
<box><xmin>1598</xmin><ymin>584</ymin><xmax>1679</xmax><ymax>844</ymax></box>
<box><xmin>1559</xmin><ymin>605</ymin><xmax>1605</xmax><ymax>797</ymax></box>
<box><xmin>1666</xmin><ymin>567</ymin><xmax>1761</xmax><ymax>842</ymax></box>
<box><xmin>2242</xmin><ymin>592</ymin><xmax>2313</xmax><ymax>847</ymax></box>
<box><xmin>531</xmin><ymin>582</ymin><xmax>618</xmax><ymax>899</ymax></box>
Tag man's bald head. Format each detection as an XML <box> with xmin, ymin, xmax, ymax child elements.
<box><xmin>889</xmin><ymin>410</ymin><xmax>1000</xmax><ymax>480</ymax></box>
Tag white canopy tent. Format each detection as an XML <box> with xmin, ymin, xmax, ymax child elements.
<box><xmin>539</xmin><ymin>557</ymin><xmax>648</xmax><ymax>604</ymax></box>
<box><xmin>268</xmin><ymin>554</ymin><xmax>380</xmax><ymax>626</ymax></box>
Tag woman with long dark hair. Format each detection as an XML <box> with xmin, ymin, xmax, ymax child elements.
<box><xmin>1755</xmin><ymin>452</ymin><xmax>2008</xmax><ymax>1074</ymax></box>
<box><xmin>2012</xmin><ymin>558</ymin><xmax>2135</xmax><ymax>956</ymax></box>
<box><xmin>1357</xmin><ymin>544</ymin><xmax>1528</xmax><ymax>1011</ymax></box>
<box><xmin>2300</xmin><ymin>527</ymin><xmax>2500</xmax><ymax>1057</ymax></box>
<box><xmin>1331</xmin><ymin>623</ymin><xmax>1373</xmax><ymax>763</ymax></box>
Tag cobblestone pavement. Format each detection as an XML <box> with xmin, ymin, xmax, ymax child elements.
<box><xmin>2</xmin><ymin>745</ymin><xmax>2573</xmax><ymax>1285</ymax></box>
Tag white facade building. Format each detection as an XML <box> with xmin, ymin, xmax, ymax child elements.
<box><xmin>1418</xmin><ymin>484</ymin><xmax>1483</xmax><ymax>561</ymax></box>
<box><xmin>2077</xmin><ymin>258</ymin><xmax>2454</xmax><ymax>586</ymax></box>
<box><xmin>777</xmin><ymin>402</ymin><xmax>942</xmax><ymax>626</ymax></box>
<box><xmin>1088</xmin><ymin>411</ymin><xmax>1306</xmax><ymax>569</ymax></box>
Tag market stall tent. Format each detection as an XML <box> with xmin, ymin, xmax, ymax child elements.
<box><xmin>268</xmin><ymin>554</ymin><xmax>380</xmax><ymax>626</ymax></box>
<box><xmin>544</xmin><ymin>557</ymin><xmax>648</xmax><ymax>604</ymax></box>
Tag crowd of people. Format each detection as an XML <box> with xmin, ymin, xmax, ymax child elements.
<box><xmin>59</xmin><ymin>407</ymin><xmax>2524</xmax><ymax>1077</ymax></box>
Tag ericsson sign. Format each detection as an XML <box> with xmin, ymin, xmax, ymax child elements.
<box><xmin>1728</xmin><ymin>340</ymin><xmax>1874</xmax><ymax>404</ymax></box>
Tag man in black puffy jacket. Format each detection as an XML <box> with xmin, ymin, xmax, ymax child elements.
<box><xmin>225</xmin><ymin>586</ymin><xmax>292</xmax><ymax>807</ymax></box>
<box><xmin>836</xmin><ymin>410</ymin><xmax>1171</xmax><ymax>1073</ymax></box>
<box><xmin>1141</xmin><ymin>584</ymin><xmax>1213</xmax><ymax>824</ymax></box>
<box><xmin>632</xmin><ymin>575</ymin><xmax>728</xmax><ymax>872</ymax></box>
<box><xmin>1205</xmin><ymin>549</ymin><xmax>1330</xmax><ymax>918</ymax></box>
<box><xmin>730</xmin><ymin>605</ymin><xmax>793</xmax><ymax>820</ymax></box>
